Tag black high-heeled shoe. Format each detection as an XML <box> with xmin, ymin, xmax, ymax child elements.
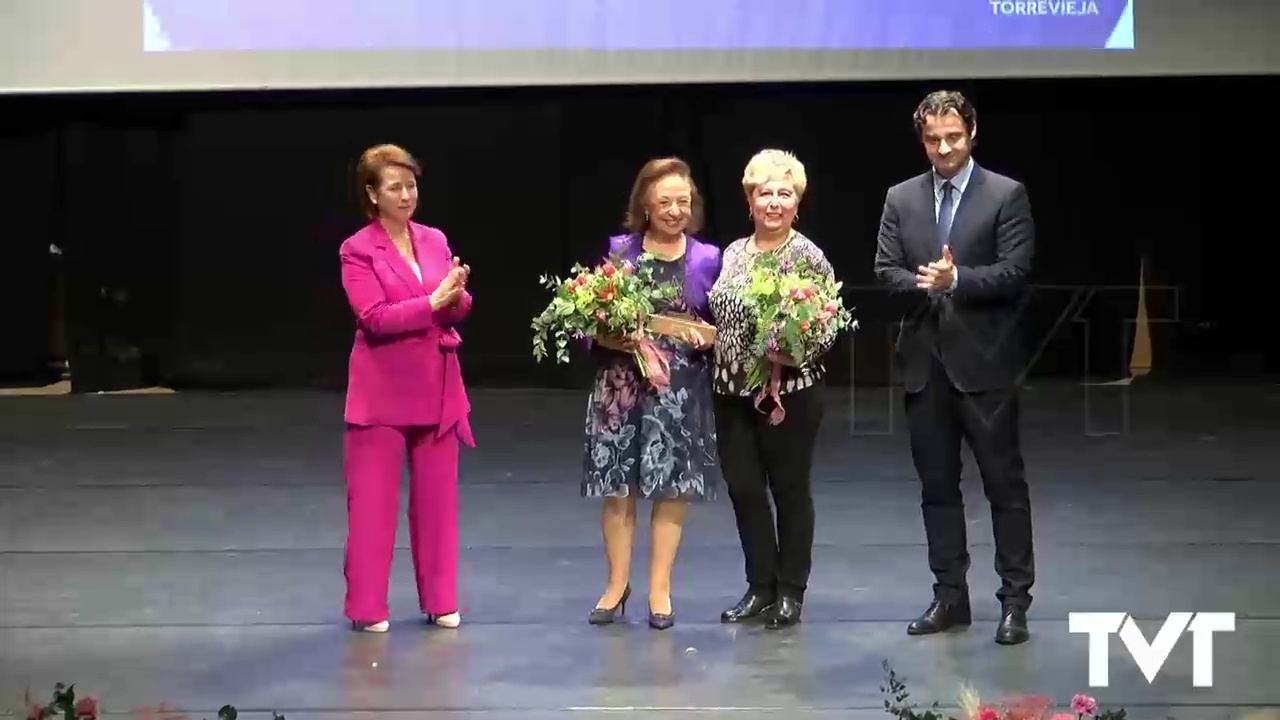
<box><xmin>588</xmin><ymin>585</ymin><xmax>631</xmax><ymax>625</ymax></box>
<box><xmin>648</xmin><ymin>593</ymin><xmax>675</xmax><ymax>630</ymax></box>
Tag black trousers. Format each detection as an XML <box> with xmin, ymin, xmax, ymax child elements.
<box><xmin>713</xmin><ymin>384</ymin><xmax>825</xmax><ymax>602</ymax></box>
<box><xmin>905</xmin><ymin>354</ymin><xmax>1035</xmax><ymax>609</ymax></box>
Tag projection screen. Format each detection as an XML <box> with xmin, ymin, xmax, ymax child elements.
<box><xmin>1</xmin><ymin>0</ymin><xmax>1276</xmax><ymax>94</ymax></box>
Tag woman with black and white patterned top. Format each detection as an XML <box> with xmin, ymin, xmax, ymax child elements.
<box><xmin>708</xmin><ymin>149</ymin><xmax>837</xmax><ymax>629</ymax></box>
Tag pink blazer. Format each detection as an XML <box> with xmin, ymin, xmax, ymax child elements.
<box><xmin>339</xmin><ymin>221</ymin><xmax>474</xmax><ymax>446</ymax></box>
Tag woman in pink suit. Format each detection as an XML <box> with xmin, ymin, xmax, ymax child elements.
<box><xmin>339</xmin><ymin>144</ymin><xmax>474</xmax><ymax>633</ymax></box>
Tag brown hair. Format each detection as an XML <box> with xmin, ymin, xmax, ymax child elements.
<box><xmin>354</xmin><ymin>144</ymin><xmax>422</xmax><ymax>219</ymax></box>
<box><xmin>622</xmin><ymin>157</ymin><xmax>704</xmax><ymax>235</ymax></box>
<box><xmin>912</xmin><ymin>90</ymin><xmax>977</xmax><ymax>138</ymax></box>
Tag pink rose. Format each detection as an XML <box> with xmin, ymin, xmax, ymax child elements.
<box><xmin>977</xmin><ymin>707</ymin><xmax>1001</xmax><ymax>720</ymax></box>
<box><xmin>1070</xmin><ymin>694</ymin><xmax>1098</xmax><ymax>715</ymax></box>
<box><xmin>75</xmin><ymin>697</ymin><xmax>99</xmax><ymax>719</ymax></box>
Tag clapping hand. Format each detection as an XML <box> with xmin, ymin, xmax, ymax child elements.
<box><xmin>916</xmin><ymin>244</ymin><xmax>955</xmax><ymax>291</ymax></box>
<box><xmin>430</xmin><ymin>257</ymin><xmax>470</xmax><ymax>310</ymax></box>
<box><xmin>449</xmin><ymin>256</ymin><xmax>471</xmax><ymax>288</ymax></box>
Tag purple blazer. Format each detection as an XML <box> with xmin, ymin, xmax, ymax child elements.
<box><xmin>605</xmin><ymin>233</ymin><xmax>721</xmax><ymax>322</ymax></box>
<box><xmin>339</xmin><ymin>221</ymin><xmax>474</xmax><ymax>446</ymax></box>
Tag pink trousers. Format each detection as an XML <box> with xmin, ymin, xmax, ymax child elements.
<box><xmin>343</xmin><ymin>424</ymin><xmax>459</xmax><ymax>623</ymax></box>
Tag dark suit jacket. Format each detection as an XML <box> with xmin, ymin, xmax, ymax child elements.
<box><xmin>873</xmin><ymin>163</ymin><xmax>1035</xmax><ymax>394</ymax></box>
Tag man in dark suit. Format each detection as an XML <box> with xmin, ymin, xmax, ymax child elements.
<box><xmin>873</xmin><ymin>90</ymin><xmax>1036</xmax><ymax>645</ymax></box>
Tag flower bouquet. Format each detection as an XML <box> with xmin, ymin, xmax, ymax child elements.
<box><xmin>740</xmin><ymin>252</ymin><xmax>856</xmax><ymax>422</ymax></box>
<box><xmin>531</xmin><ymin>252</ymin><xmax>679</xmax><ymax>387</ymax></box>
<box><xmin>880</xmin><ymin>661</ymin><xmax>1129</xmax><ymax>720</ymax></box>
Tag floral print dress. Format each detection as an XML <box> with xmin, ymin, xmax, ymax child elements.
<box><xmin>581</xmin><ymin>255</ymin><xmax>720</xmax><ymax>501</ymax></box>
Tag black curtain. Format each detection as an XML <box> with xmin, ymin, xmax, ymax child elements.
<box><xmin>0</xmin><ymin>75</ymin><xmax>1268</xmax><ymax>391</ymax></box>
<box><xmin>0</xmin><ymin>121</ymin><xmax>58</xmax><ymax>384</ymax></box>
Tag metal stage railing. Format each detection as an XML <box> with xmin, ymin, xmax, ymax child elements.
<box><xmin>841</xmin><ymin>283</ymin><xmax>1183</xmax><ymax>438</ymax></box>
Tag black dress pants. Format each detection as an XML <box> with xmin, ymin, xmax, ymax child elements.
<box><xmin>713</xmin><ymin>384</ymin><xmax>825</xmax><ymax>602</ymax></box>
<box><xmin>905</xmin><ymin>354</ymin><xmax>1035</xmax><ymax>609</ymax></box>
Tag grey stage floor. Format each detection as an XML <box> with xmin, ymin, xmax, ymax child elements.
<box><xmin>1</xmin><ymin>381</ymin><xmax>1278</xmax><ymax>719</ymax></box>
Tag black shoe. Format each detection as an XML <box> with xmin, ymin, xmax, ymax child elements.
<box><xmin>995</xmin><ymin>605</ymin><xmax>1029</xmax><ymax>645</ymax></box>
<box><xmin>764</xmin><ymin>596</ymin><xmax>802</xmax><ymax>629</ymax></box>
<box><xmin>649</xmin><ymin>594</ymin><xmax>675</xmax><ymax>630</ymax></box>
<box><xmin>588</xmin><ymin>585</ymin><xmax>630</xmax><ymax>625</ymax></box>
<box><xmin>720</xmin><ymin>589</ymin><xmax>776</xmax><ymax>623</ymax></box>
<box><xmin>649</xmin><ymin>611</ymin><xmax>674</xmax><ymax>630</ymax></box>
<box><xmin>906</xmin><ymin>597</ymin><xmax>972</xmax><ymax>635</ymax></box>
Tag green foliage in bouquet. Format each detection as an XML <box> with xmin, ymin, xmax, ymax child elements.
<box><xmin>740</xmin><ymin>251</ymin><xmax>855</xmax><ymax>390</ymax></box>
<box><xmin>531</xmin><ymin>252</ymin><xmax>678</xmax><ymax>364</ymax></box>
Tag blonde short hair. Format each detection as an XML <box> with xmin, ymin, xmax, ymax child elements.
<box><xmin>742</xmin><ymin>149</ymin><xmax>808</xmax><ymax>198</ymax></box>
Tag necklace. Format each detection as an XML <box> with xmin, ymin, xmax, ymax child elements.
<box><xmin>643</xmin><ymin>233</ymin><xmax>687</xmax><ymax>260</ymax></box>
<box><xmin>388</xmin><ymin>229</ymin><xmax>413</xmax><ymax>257</ymax></box>
<box><xmin>747</xmin><ymin>229</ymin><xmax>795</xmax><ymax>254</ymax></box>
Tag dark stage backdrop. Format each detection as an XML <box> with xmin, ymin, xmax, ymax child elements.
<box><xmin>0</xmin><ymin>76</ymin><xmax>1269</xmax><ymax>392</ymax></box>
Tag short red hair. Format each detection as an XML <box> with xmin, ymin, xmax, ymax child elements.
<box><xmin>355</xmin><ymin>144</ymin><xmax>421</xmax><ymax>219</ymax></box>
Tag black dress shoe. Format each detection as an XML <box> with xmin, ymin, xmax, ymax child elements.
<box><xmin>764</xmin><ymin>596</ymin><xmax>802</xmax><ymax>629</ymax></box>
<box><xmin>720</xmin><ymin>589</ymin><xmax>776</xmax><ymax>623</ymax></box>
<box><xmin>995</xmin><ymin>605</ymin><xmax>1029</xmax><ymax>645</ymax></box>
<box><xmin>906</xmin><ymin>597</ymin><xmax>972</xmax><ymax>635</ymax></box>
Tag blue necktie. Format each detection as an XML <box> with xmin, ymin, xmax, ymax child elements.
<box><xmin>937</xmin><ymin>180</ymin><xmax>954</xmax><ymax>252</ymax></box>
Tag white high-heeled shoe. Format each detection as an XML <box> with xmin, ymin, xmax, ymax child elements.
<box><xmin>352</xmin><ymin>620</ymin><xmax>389</xmax><ymax>633</ymax></box>
<box><xmin>429</xmin><ymin>612</ymin><xmax>460</xmax><ymax>628</ymax></box>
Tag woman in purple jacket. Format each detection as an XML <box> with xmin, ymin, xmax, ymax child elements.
<box><xmin>582</xmin><ymin>158</ymin><xmax>723</xmax><ymax>630</ymax></box>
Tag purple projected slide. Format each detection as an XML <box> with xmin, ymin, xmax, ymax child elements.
<box><xmin>143</xmin><ymin>1</ymin><xmax>1134</xmax><ymax>53</ymax></box>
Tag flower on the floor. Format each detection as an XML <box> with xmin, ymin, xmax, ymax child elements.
<box><xmin>1071</xmin><ymin>694</ymin><xmax>1099</xmax><ymax>716</ymax></box>
<box><xmin>19</xmin><ymin>684</ymin><xmax>284</xmax><ymax>720</ymax></box>
<box><xmin>880</xmin><ymin>661</ymin><xmax>1128</xmax><ymax>720</ymax></box>
<box><xmin>23</xmin><ymin>682</ymin><xmax>98</xmax><ymax>720</ymax></box>
<box><xmin>130</xmin><ymin>703</ymin><xmax>189</xmax><ymax>720</ymax></box>
<box><xmin>131</xmin><ymin>704</ymin><xmax>285</xmax><ymax>720</ymax></box>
